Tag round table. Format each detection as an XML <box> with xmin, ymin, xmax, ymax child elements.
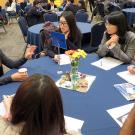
<box><xmin>122</xmin><ymin>8</ymin><xmax>135</xmax><ymax>25</ymax></box>
<box><xmin>27</xmin><ymin>22</ymin><xmax>92</xmax><ymax>53</ymax></box>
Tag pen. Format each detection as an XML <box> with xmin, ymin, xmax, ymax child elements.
<box><xmin>100</xmin><ymin>59</ymin><xmax>102</xmax><ymax>66</ymax></box>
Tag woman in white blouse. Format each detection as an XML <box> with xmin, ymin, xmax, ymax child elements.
<box><xmin>6</xmin><ymin>0</ymin><xmax>17</xmax><ymax>24</ymax></box>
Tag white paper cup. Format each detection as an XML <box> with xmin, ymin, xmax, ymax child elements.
<box><xmin>18</xmin><ymin>68</ymin><xmax>28</xmax><ymax>75</ymax></box>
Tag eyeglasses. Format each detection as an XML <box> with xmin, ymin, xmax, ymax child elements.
<box><xmin>59</xmin><ymin>21</ymin><xmax>68</xmax><ymax>26</ymax></box>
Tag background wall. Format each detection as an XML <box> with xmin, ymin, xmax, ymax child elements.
<box><xmin>0</xmin><ymin>0</ymin><xmax>62</xmax><ymax>7</ymax></box>
<box><xmin>0</xmin><ymin>0</ymin><xmax>78</xmax><ymax>8</ymax></box>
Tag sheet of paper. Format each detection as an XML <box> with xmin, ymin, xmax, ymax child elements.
<box><xmin>117</xmin><ymin>71</ymin><xmax>135</xmax><ymax>85</ymax></box>
<box><xmin>59</xmin><ymin>54</ymin><xmax>71</xmax><ymax>65</ymax></box>
<box><xmin>64</xmin><ymin>115</ymin><xmax>84</xmax><ymax>132</ymax></box>
<box><xmin>91</xmin><ymin>57</ymin><xmax>123</xmax><ymax>70</ymax></box>
<box><xmin>0</xmin><ymin>102</ymin><xmax>6</xmax><ymax>116</ymax></box>
<box><xmin>107</xmin><ymin>103</ymin><xmax>134</xmax><ymax>127</ymax></box>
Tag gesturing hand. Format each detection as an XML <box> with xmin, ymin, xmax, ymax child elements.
<box><xmin>24</xmin><ymin>45</ymin><xmax>37</xmax><ymax>59</ymax></box>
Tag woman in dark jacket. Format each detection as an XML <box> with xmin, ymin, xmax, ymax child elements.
<box><xmin>40</xmin><ymin>11</ymin><xmax>82</xmax><ymax>59</ymax></box>
<box><xmin>26</xmin><ymin>0</ymin><xmax>44</xmax><ymax>26</ymax></box>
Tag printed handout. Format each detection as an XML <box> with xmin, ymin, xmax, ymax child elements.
<box><xmin>91</xmin><ymin>57</ymin><xmax>123</xmax><ymax>70</ymax></box>
<box><xmin>107</xmin><ymin>103</ymin><xmax>134</xmax><ymax>127</ymax></box>
<box><xmin>117</xmin><ymin>71</ymin><xmax>135</xmax><ymax>85</ymax></box>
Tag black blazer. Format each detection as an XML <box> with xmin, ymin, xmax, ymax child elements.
<box><xmin>27</xmin><ymin>6</ymin><xmax>44</xmax><ymax>26</ymax></box>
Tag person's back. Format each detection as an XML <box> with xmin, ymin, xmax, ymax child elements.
<box><xmin>0</xmin><ymin>74</ymin><xmax>66</xmax><ymax>135</ymax></box>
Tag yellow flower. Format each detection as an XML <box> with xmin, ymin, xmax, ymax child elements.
<box><xmin>65</xmin><ymin>49</ymin><xmax>87</xmax><ymax>60</ymax></box>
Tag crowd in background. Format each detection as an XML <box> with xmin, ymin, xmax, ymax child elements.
<box><xmin>0</xmin><ymin>0</ymin><xmax>135</xmax><ymax>135</ymax></box>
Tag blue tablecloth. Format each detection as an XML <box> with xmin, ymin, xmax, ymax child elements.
<box><xmin>0</xmin><ymin>54</ymin><xmax>131</xmax><ymax>135</ymax></box>
<box><xmin>122</xmin><ymin>8</ymin><xmax>135</xmax><ymax>25</ymax></box>
<box><xmin>27</xmin><ymin>22</ymin><xmax>92</xmax><ymax>53</ymax></box>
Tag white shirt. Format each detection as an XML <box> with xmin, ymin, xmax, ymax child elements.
<box><xmin>7</xmin><ymin>2</ymin><xmax>16</xmax><ymax>12</ymax></box>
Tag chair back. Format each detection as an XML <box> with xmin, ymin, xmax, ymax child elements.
<box><xmin>0</xmin><ymin>14</ymin><xmax>6</xmax><ymax>33</ymax></box>
<box><xmin>18</xmin><ymin>16</ymin><xmax>28</xmax><ymax>40</ymax></box>
<box><xmin>24</xmin><ymin>4</ymin><xmax>32</xmax><ymax>13</ymax></box>
<box><xmin>124</xmin><ymin>2</ymin><xmax>135</xmax><ymax>8</ymax></box>
<box><xmin>75</xmin><ymin>10</ymin><xmax>88</xmax><ymax>22</ymax></box>
<box><xmin>90</xmin><ymin>21</ymin><xmax>105</xmax><ymax>48</ymax></box>
<box><xmin>108</xmin><ymin>3</ymin><xmax>121</xmax><ymax>13</ymax></box>
<box><xmin>97</xmin><ymin>3</ymin><xmax>105</xmax><ymax>17</ymax></box>
<box><xmin>43</xmin><ymin>12</ymin><xmax>58</xmax><ymax>22</ymax></box>
<box><xmin>16</xmin><ymin>4</ymin><xmax>22</xmax><ymax>14</ymax></box>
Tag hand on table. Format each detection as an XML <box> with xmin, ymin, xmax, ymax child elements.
<box><xmin>53</xmin><ymin>55</ymin><xmax>60</xmax><ymax>63</ymax></box>
<box><xmin>127</xmin><ymin>65</ymin><xmax>135</xmax><ymax>74</ymax></box>
<box><xmin>11</xmin><ymin>72</ymin><xmax>28</xmax><ymax>81</ymax></box>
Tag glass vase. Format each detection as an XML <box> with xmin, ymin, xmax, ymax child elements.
<box><xmin>70</xmin><ymin>59</ymin><xmax>79</xmax><ymax>90</ymax></box>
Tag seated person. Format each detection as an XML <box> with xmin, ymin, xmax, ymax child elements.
<box><xmin>0</xmin><ymin>46</ymin><xmax>36</xmax><ymax>85</ymax></box>
<box><xmin>40</xmin><ymin>11</ymin><xmax>82</xmax><ymax>60</ymax></box>
<box><xmin>17</xmin><ymin>0</ymin><xmax>27</xmax><ymax>11</ymax></box>
<box><xmin>60</xmin><ymin>0</ymin><xmax>67</xmax><ymax>10</ymax></box>
<box><xmin>64</xmin><ymin>0</ymin><xmax>78</xmax><ymax>15</ymax></box>
<box><xmin>47</xmin><ymin>0</ymin><xmax>57</xmax><ymax>11</ymax></box>
<box><xmin>26</xmin><ymin>0</ymin><xmax>44</xmax><ymax>26</ymax></box>
<box><xmin>6</xmin><ymin>0</ymin><xmax>16</xmax><ymax>12</ymax></box>
<box><xmin>5</xmin><ymin>0</ymin><xmax>17</xmax><ymax>25</ymax></box>
<box><xmin>1</xmin><ymin>74</ymin><xmax>82</xmax><ymax>135</ymax></box>
<box><xmin>97</xmin><ymin>11</ymin><xmax>135</xmax><ymax>63</ymax></box>
<box><xmin>119</xmin><ymin>105</ymin><xmax>135</xmax><ymax>135</ymax></box>
<box><xmin>77</xmin><ymin>0</ymin><xmax>87</xmax><ymax>12</ymax></box>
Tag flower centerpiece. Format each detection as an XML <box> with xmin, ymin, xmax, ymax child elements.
<box><xmin>65</xmin><ymin>49</ymin><xmax>87</xmax><ymax>89</ymax></box>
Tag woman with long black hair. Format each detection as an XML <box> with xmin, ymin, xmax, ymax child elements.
<box><xmin>97</xmin><ymin>11</ymin><xmax>135</xmax><ymax>63</ymax></box>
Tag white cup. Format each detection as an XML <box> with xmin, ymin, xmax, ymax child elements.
<box><xmin>18</xmin><ymin>68</ymin><xmax>28</xmax><ymax>75</ymax></box>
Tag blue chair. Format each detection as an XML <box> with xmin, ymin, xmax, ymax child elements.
<box><xmin>18</xmin><ymin>16</ymin><xmax>28</xmax><ymax>42</ymax></box>
<box><xmin>24</xmin><ymin>4</ymin><xmax>32</xmax><ymax>13</ymax></box>
<box><xmin>16</xmin><ymin>4</ymin><xmax>22</xmax><ymax>14</ymax></box>
<box><xmin>82</xmin><ymin>21</ymin><xmax>105</xmax><ymax>53</ymax></box>
<box><xmin>124</xmin><ymin>2</ymin><xmax>135</xmax><ymax>8</ymax></box>
<box><xmin>0</xmin><ymin>9</ymin><xmax>8</xmax><ymax>25</ymax></box>
<box><xmin>0</xmin><ymin>14</ymin><xmax>6</xmax><ymax>33</ymax></box>
<box><xmin>43</xmin><ymin>12</ymin><xmax>58</xmax><ymax>22</ymax></box>
<box><xmin>108</xmin><ymin>3</ymin><xmax>121</xmax><ymax>13</ymax></box>
<box><xmin>75</xmin><ymin>10</ymin><xmax>89</xmax><ymax>22</ymax></box>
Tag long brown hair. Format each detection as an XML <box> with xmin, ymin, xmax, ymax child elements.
<box><xmin>10</xmin><ymin>74</ymin><xmax>66</xmax><ymax>135</ymax></box>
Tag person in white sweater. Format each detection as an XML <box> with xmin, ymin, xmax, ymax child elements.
<box><xmin>6</xmin><ymin>0</ymin><xmax>17</xmax><ymax>24</ymax></box>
